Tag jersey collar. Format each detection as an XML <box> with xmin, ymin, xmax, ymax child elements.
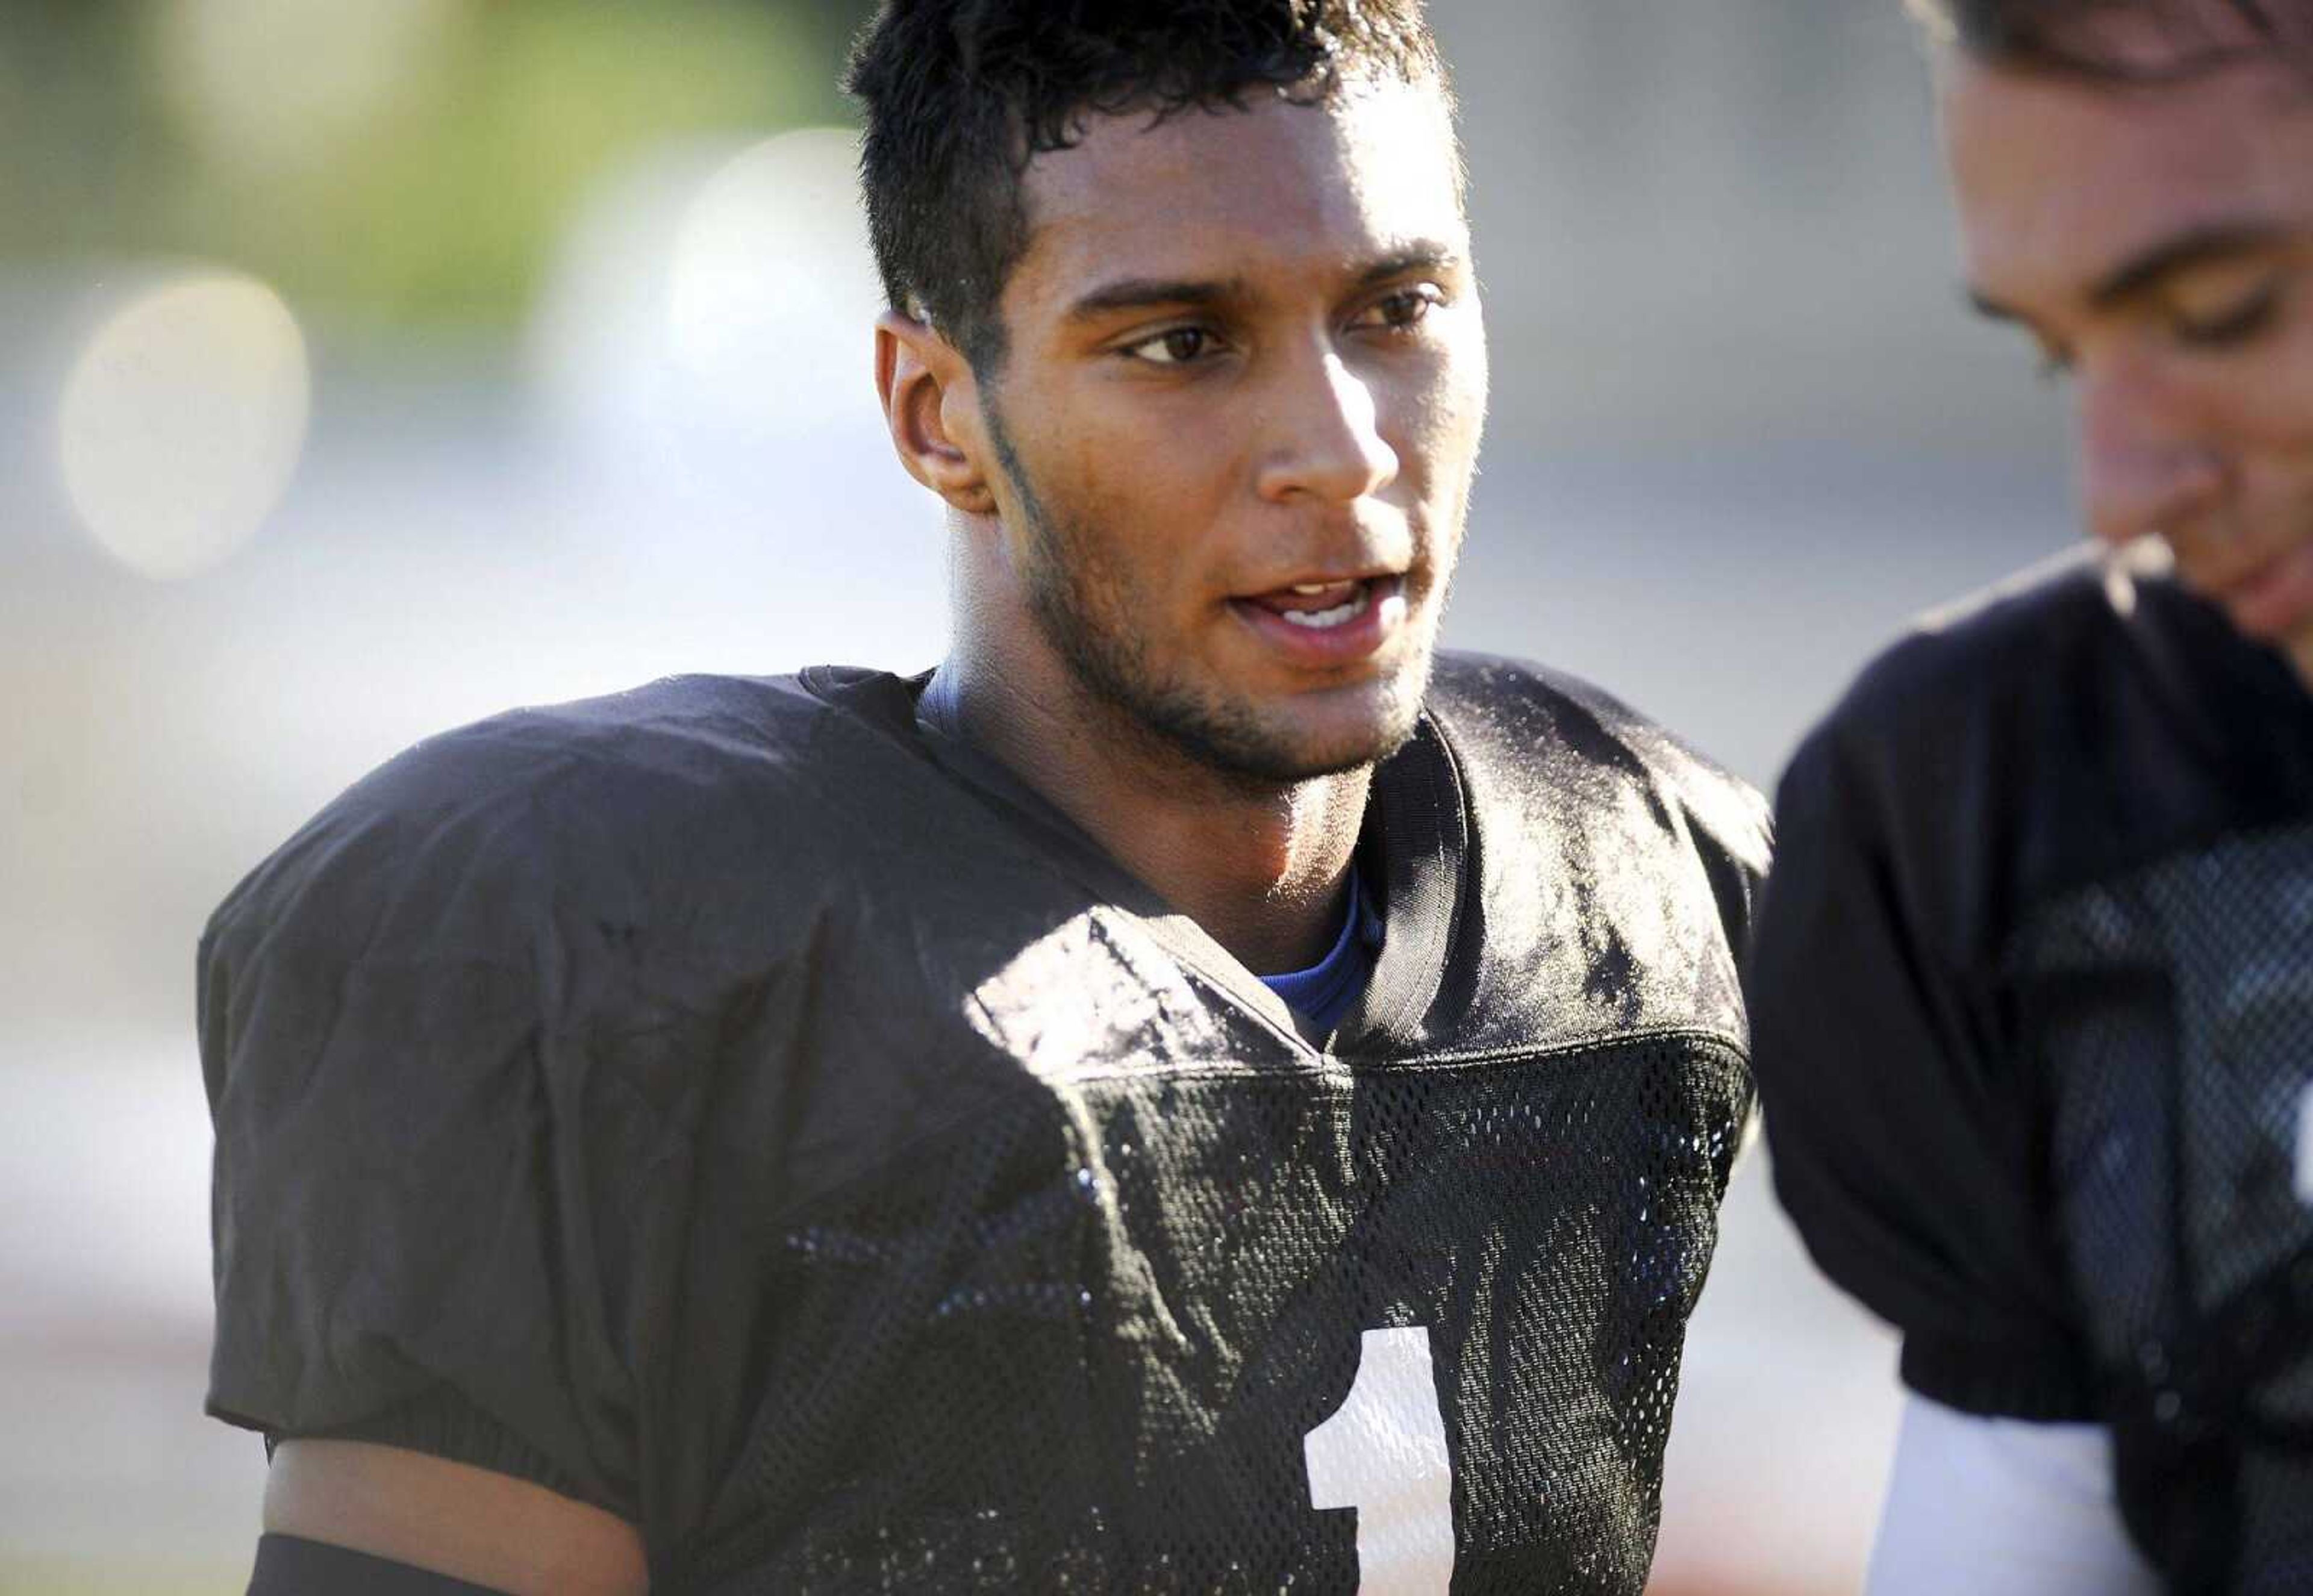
<box><xmin>808</xmin><ymin>664</ymin><xmax>1469</xmax><ymax>1060</ymax></box>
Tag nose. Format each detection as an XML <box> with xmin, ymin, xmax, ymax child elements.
<box><xmin>1253</xmin><ymin>346</ymin><xmax>1399</xmax><ymax>506</ymax></box>
<box><xmin>2076</xmin><ymin>357</ymin><xmax>2224</xmax><ymax>550</ymax></box>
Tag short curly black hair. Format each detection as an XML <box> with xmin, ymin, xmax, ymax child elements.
<box><xmin>845</xmin><ymin>0</ymin><xmax>1450</xmax><ymax>373</ymax></box>
<box><xmin>1905</xmin><ymin>0</ymin><xmax>2310</xmax><ymax>78</ymax></box>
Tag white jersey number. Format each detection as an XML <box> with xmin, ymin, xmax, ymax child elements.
<box><xmin>1303</xmin><ymin>1325</ymin><xmax>1457</xmax><ymax>1594</ymax></box>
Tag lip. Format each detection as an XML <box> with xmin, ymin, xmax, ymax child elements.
<box><xmin>1228</xmin><ymin>574</ymin><xmax>1409</xmax><ymax>667</ymax></box>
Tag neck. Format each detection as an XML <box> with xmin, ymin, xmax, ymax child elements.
<box><xmin>935</xmin><ymin>650</ymin><xmax>1370</xmax><ymax>977</ymax></box>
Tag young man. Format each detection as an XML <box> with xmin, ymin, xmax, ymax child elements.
<box><xmin>1748</xmin><ymin>2</ymin><xmax>2313</xmax><ymax>1590</ymax></box>
<box><xmin>202</xmin><ymin>4</ymin><xmax>1768</xmax><ymax>1591</ymax></box>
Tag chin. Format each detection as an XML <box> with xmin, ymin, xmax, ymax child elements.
<box><xmin>1252</xmin><ymin>729</ymin><xmax>1407</xmax><ymax>783</ymax></box>
<box><xmin>1205</xmin><ymin>676</ymin><xmax>1429</xmax><ymax>784</ymax></box>
<box><xmin>1073</xmin><ymin>632</ymin><xmax>1439</xmax><ymax>786</ymax></box>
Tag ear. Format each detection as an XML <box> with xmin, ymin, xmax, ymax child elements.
<box><xmin>875</xmin><ymin>310</ymin><xmax>998</xmax><ymax>518</ymax></box>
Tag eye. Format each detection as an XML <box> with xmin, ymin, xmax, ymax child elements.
<box><xmin>1353</xmin><ymin>285</ymin><xmax>1444</xmax><ymax>334</ymax></box>
<box><xmin>2170</xmin><ymin>276</ymin><xmax>2285</xmax><ymax>351</ymax></box>
<box><xmin>1120</xmin><ymin>325</ymin><xmax>1223</xmax><ymax>367</ymax></box>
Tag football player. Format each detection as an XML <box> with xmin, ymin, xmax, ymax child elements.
<box><xmin>1747</xmin><ymin>1</ymin><xmax>2313</xmax><ymax>1591</ymax></box>
<box><xmin>202</xmin><ymin>3</ymin><xmax>1769</xmax><ymax>1591</ymax></box>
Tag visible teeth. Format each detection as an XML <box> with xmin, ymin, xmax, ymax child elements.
<box><xmin>1279</xmin><ymin>588</ymin><xmax>1372</xmax><ymax>629</ymax></box>
<box><xmin>1291</xmin><ymin>582</ymin><xmax>1335</xmax><ymax>594</ymax></box>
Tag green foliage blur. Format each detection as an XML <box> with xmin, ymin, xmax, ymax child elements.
<box><xmin>0</xmin><ymin>0</ymin><xmax>882</xmax><ymax>328</ymax></box>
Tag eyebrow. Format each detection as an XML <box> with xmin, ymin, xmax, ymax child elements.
<box><xmin>1064</xmin><ymin>275</ymin><xmax>1247</xmax><ymax>323</ymax></box>
<box><xmin>1062</xmin><ymin>242</ymin><xmax>1466</xmax><ymax>325</ymax></box>
<box><xmin>1353</xmin><ymin>242</ymin><xmax>1466</xmax><ymax>288</ymax></box>
<box><xmin>1967</xmin><ymin>220</ymin><xmax>2298</xmax><ymax>323</ymax></box>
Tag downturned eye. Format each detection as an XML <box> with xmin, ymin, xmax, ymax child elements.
<box><xmin>2175</xmin><ymin>282</ymin><xmax>2282</xmax><ymax>349</ymax></box>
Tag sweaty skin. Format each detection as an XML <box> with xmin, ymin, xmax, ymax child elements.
<box><xmin>881</xmin><ymin>78</ymin><xmax>1487</xmax><ymax>974</ymax></box>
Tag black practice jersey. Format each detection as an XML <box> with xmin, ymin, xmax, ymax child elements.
<box><xmin>201</xmin><ymin>654</ymin><xmax>1768</xmax><ymax>1594</ymax></box>
<box><xmin>1749</xmin><ymin>546</ymin><xmax>2313</xmax><ymax>1593</ymax></box>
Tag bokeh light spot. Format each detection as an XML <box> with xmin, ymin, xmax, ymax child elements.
<box><xmin>532</xmin><ymin>126</ymin><xmax>906</xmax><ymax>517</ymax></box>
<box><xmin>155</xmin><ymin>0</ymin><xmax>456</xmax><ymax>176</ymax></box>
<box><xmin>57</xmin><ymin>273</ymin><xmax>311</xmax><ymax>582</ymax></box>
<box><xmin>665</xmin><ymin>126</ymin><xmax>885</xmax><ymax>435</ymax></box>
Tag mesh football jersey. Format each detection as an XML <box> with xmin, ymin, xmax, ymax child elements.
<box><xmin>1750</xmin><ymin>546</ymin><xmax>2313</xmax><ymax>1593</ymax></box>
<box><xmin>200</xmin><ymin>654</ymin><xmax>1768</xmax><ymax>1594</ymax></box>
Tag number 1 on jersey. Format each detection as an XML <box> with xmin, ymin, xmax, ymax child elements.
<box><xmin>1303</xmin><ymin>1325</ymin><xmax>1456</xmax><ymax>1594</ymax></box>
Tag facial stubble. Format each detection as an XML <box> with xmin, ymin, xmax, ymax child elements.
<box><xmin>983</xmin><ymin>402</ymin><xmax>1441</xmax><ymax>788</ymax></box>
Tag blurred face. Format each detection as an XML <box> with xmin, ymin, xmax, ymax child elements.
<box><xmin>1941</xmin><ymin>52</ymin><xmax>2313</xmax><ymax>672</ymax></box>
<box><xmin>976</xmin><ymin>76</ymin><xmax>1487</xmax><ymax>782</ymax></box>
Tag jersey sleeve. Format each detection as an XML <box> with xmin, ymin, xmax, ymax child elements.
<box><xmin>1747</xmin><ymin>711</ymin><xmax>2097</xmax><ymax>1421</ymax></box>
<box><xmin>248</xmin><ymin>1536</ymin><xmax>517</xmax><ymax>1596</ymax></box>
<box><xmin>197</xmin><ymin>744</ymin><xmax>666</xmax><ymax>1520</ymax></box>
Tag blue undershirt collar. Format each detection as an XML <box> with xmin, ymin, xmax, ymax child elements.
<box><xmin>1257</xmin><ymin>872</ymin><xmax>1382</xmax><ymax>1033</ymax></box>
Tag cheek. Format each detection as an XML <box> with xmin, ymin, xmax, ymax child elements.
<box><xmin>1387</xmin><ymin>353</ymin><xmax>1488</xmax><ymax>482</ymax></box>
<box><xmin>1017</xmin><ymin>394</ymin><xmax>1206</xmax><ymax>527</ymax></box>
<box><xmin>2273</xmin><ymin>318</ymin><xmax>2313</xmax><ymax>450</ymax></box>
<box><xmin>1074</xmin><ymin>388</ymin><xmax>1249</xmax><ymax>500</ymax></box>
<box><xmin>1047</xmin><ymin>450</ymin><xmax>1231</xmax><ymax>617</ymax></box>
<box><xmin>1088</xmin><ymin>438</ymin><xmax>1240</xmax><ymax>567</ymax></box>
<box><xmin>2216</xmin><ymin>317</ymin><xmax>2313</xmax><ymax>473</ymax></box>
<box><xmin>1432</xmin><ymin>325</ymin><xmax>1491</xmax><ymax>451</ymax></box>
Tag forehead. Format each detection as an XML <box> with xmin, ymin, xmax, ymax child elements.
<box><xmin>1939</xmin><ymin>55</ymin><xmax>2313</xmax><ymax>304</ymax></box>
<box><xmin>1006</xmin><ymin>79</ymin><xmax>1467</xmax><ymax>308</ymax></box>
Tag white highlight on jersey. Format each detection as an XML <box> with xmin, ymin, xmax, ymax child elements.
<box><xmin>1303</xmin><ymin>1325</ymin><xmax>1456</xmax><ymax>1594</ymax></box>
<box><xmin>2296</xmin><ymin>1080</ymin><xmax>2313</xmax><ymax>1206</ymax></box>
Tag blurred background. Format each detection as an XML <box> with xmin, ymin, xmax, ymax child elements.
<box><xmin>0</xmin><ymin>1</ymin><xmax>2078</xmax><ymax>1591</ymax></box>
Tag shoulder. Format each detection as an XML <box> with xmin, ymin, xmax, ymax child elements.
<box><xmin>1793</xmin><ymin>541</ymin><xmax>2203</xmax><ymax>804</ymax></box>
<box><xmin>331</xmin><ymin>669</ymin><xmax>867</xmax><ymax>831</ymax></box>
<box><xmin>1765</xmin><ymin>549</ymin><xmax>2138</xmax><ymax>973</ymax></box>
<box><xmin>1776</xmin><ymin>543</ymin><xmax>2147</xmax><ymax>861</ymax></box>
<box><xmin>192</xmin><ymin>672</ymin><xmax>911</xmax><ymax>1525</ymax></box>
<box><xmin>1425</xmin><ymin>650</ymin><xmax>1771</xmax><ymax>885</ymax></box>
<box><xmin>201</xmin><ymin>670</ymin><xmax>910</xmax><ymax>975</ymax></box>
<box><xmin>1772</xmin><ymin>543</ymin><xmax>2254</xmax><ymax>927</ymax></box>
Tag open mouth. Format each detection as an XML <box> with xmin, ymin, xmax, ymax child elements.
<box><xmin>1229</xmin><ymin>575</ymin><xmax>1408</xmax><ymax>661</ymax></box>
<box><xmin>1264</xmin><ymin>580</ymin><xmax>1375</xmax><ymax>631</ymax></box>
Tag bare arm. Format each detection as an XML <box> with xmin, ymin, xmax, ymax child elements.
<box><xmin>263</xmin><ymin>1441</ymin><xmax>649</xmax><ymax>1596</ymax></box>
<box><xmin>1865</xmin><ymin>1395</ymin><xmax>2162</xmax><ymax>1596</ymax></box>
